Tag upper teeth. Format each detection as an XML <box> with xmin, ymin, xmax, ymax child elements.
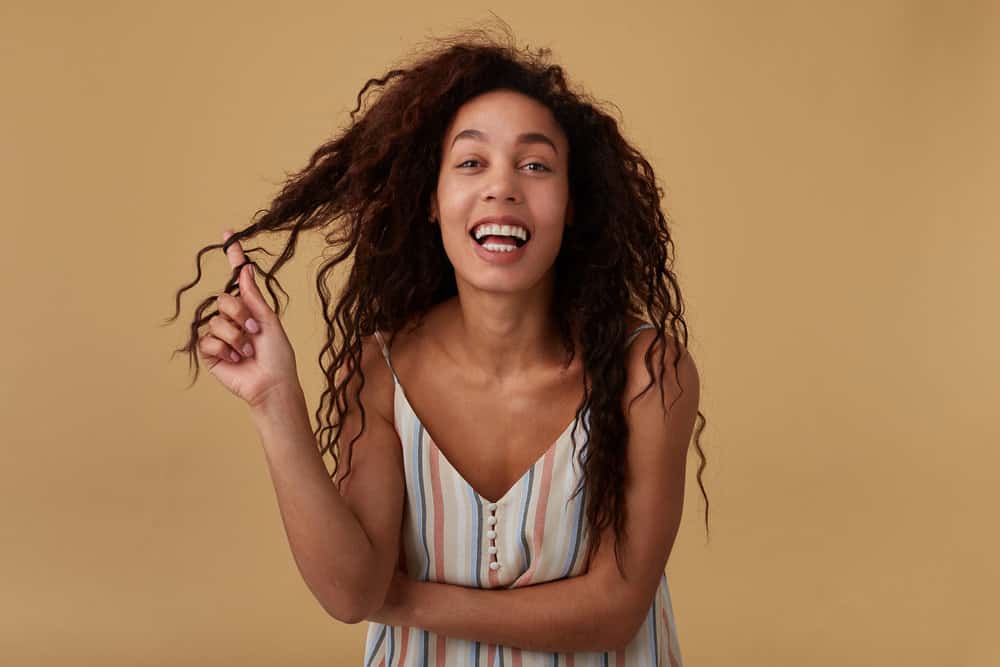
<box><xmin>473</xmin><ymin>223</ymin><xmax>529</xmax><ymax>242</ymax></box>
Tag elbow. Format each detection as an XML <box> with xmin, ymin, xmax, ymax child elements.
<box><xmin>319</xmin><ymin>580</ymin><xmax>381</xmax><ymax>626</ymax></box>
<box><xmin>322</xmin><ymin>573</ymin><xmax>390</xmax><ymax>626</ymax></box>
<box><xmin>323</xmin><ymin>593</ymin><xmax>372</xmax><ymax>625</ymax></box>
<box><xmin>331</xmin><ymin>609</ymin><xmax>366</xmax><ymax>626</ymax></box>
<box><xmin>320</xmin><ymin>590</ymin><xmax>366</xmax><ymax>625</ymax></box>
<box><xmin>338</xmin><ymin>610</ymin><xmax>369</xmax><ymax>626</ymax></box>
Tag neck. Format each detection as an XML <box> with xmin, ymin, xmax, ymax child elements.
<box><xmin>443</xmin><ymin>279</ymin><xmax>562</xmax><ymax>386</ymax></box>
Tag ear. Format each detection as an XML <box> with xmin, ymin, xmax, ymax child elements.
<box><xmin>429</xmin><ymin>193</ymin><xmax>439</xmax><ymax>224</ymax></box>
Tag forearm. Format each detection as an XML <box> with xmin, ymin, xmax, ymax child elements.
<box><xmin>250</xmin><ymin>385</ymin><xmax>376</xmax><ymax>623</ymax></box>
<box><xmin>405</xmin><ymin>574</ymin><xmax>632</xmax><ymax>653</ymax></box>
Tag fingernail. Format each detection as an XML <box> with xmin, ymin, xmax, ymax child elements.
<box><xmin>245</xmin><ymin>318</ymin><xmax>260</xmax><ymax>333</ymax></box>
<box><xmin>230</xmin><ymin>351</ymin><xmax>241</xmax><ymax>362</ymax></box>
<box><xmin>242</xmin><ymin>343</ymin><xmax>254</xmax><ymax>357</ymax></box>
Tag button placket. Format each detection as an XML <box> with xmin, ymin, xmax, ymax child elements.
<box><xmin>486</xmin><ymin>502</ymin><xmax>501</xmax><ymax>571</ymax></box>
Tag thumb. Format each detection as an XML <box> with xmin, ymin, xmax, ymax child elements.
<box><xmin>239</xmin><ymin>262</ymin><xmax>271</xmax><ymax>320</ymax></box>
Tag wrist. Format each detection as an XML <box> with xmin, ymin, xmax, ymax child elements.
<box><xmin>393</xmin><ymin>575</ymin><xmax>422</xmax><ymax>627</ymax></box>
<box><xmin>404</xmin><ymin>579</ymin><xmax>434</xmax><ymax>629</ymax></box>
<box><xmin>249</xmin><ymin>383</ymin><xmax>308</xmax><ymax>427</ymax></box>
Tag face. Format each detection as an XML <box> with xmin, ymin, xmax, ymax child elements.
<box><xmin>431</xmin><ymin>88</ymin><xmax>572</xmax><ymax>294</ymax></box>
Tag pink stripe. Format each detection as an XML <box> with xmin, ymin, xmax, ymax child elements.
<box><xmin>436</xmin><ymin>634</ymin><xmax>447</xmax><ymax>667</ymax></box>
<box><xmin>566</xmin><ymin>654</ymin><xmax>575</xmax><ymax>666</ymax></box>
<box><xmin>397</xmin><ymin>625</ymin><xmax>410</xmax><ymax>665</ymax></box>
<box><xmin>615</xmin><ymin>649</ymin><xmax>625</xmax><ymax>666</ymax></box>
<box><xmin>512</xmin><ymin>647</ymin><xmax>523</xmax><ymax>667</ymax></box>
<box><xmin>515</xmin><ymin>446</ymin><xmax>556</xmax><ymax>586</ymax></box>
<box><xmin>661</xmin><ymin>600</ymin><xmax>679</xmax><ymax>667</ymax></box>
<box><xmin>429</xmin><ymin>440</ymin><xmax>448</xmax><ymax>667</ymax></box>
<box><xmin>487</xmin><ymin>644</ymin><xmax>497</xmax><ymax>667</ymax></box>
<box><xmin>428</xmin><ymin>441</ymin><xmax>446</xmax><ymax>581</ymax></box>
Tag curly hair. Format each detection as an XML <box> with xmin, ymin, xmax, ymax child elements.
<box><xmin>166</xmin><ymin>21</ymin><xmax>710</xmax><ymax>579</ymax></box>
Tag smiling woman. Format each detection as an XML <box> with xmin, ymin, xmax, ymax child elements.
<box><xmin>434</xmin><ymin>89</ymin><xmax>571</xmax><ymax>278</ymax></box>
<box><xmin>167</xmin><ymin>18</ymin><xmax>707</xmax><ymax>666</ymax></box>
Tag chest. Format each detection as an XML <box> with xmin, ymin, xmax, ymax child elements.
<box><xmin>395</xmin><ymin>361</ymin><xmax>585</xmax><ymax>504</ymax></box>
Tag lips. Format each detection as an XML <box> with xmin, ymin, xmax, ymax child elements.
<box><xmin>469</xmin><ymin>227</ymin><xmax>529</xmax><ymax>264</ymax></box>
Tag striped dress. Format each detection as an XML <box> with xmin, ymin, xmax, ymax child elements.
<box><xmin>364</xmin><ymin>324</ymin><xmax>683</xmax><ymax>666</ymax></box>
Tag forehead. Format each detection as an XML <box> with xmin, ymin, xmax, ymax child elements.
<box><xmin>444</xmin><ymin>89</ymin><xmax>567</xmax><ymax>152</ymax></box>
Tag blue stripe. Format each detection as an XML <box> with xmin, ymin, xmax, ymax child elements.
<box><xmin>560</xmin><ymin>413</ymin><xmax>589</xmax><ymax>578</ymax></box>
<box><xmin>661</xmin><ymin>574</ymin><xmax>681</xmax><ymax>663</ymax></box>
<box><xmin>647</xmin><ymin>594</ymin><xmax>659</xmax><ymax>666</ymax></box>
<box><xmin>518</xmin><ymin>467</ymin><xmax>534</xmax><ymax>571</ymax></box>
<box><xmin>469</xmin><ymin>485</ymin><xmax>483</xmax><ymax>588</ymax></box>
<box><xmin>468</xmin><ymin>484</ymin><xmax>477</xmax><ymax>584</ymax></box>
<box><xmin>414</xmin><ymin>420</ymin><xmax>431</xmax><ymax>581</ymax></box>
<box><xmin>387</xmin><ymin>624</ymin><xmax>395</xmax><ymax>666</ymax></box>
<box><xmin>364</xmin><ymin>623</ymin><xmax>386</xmax><ymax>667</ymax></box>
<box><xmin>560</xmin><ymin>469</ymin><xmax>586</xmax><ymax>577</ymax></box>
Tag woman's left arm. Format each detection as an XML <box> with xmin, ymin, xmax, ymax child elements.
<box><xmin>371</xmin><ymin>335</ymin><xmax>701</xmax><ymax>653</ymax></box>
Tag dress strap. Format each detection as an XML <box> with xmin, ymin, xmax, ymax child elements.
<box><xmin>626</xmin><ymin>322</ymin><xmax>655</xmax><ymax>347</ymax></box>
<box><xmin>372</xmin><ymin>331</ymin><xmax>400</xmax><ymax>384</ymax></box>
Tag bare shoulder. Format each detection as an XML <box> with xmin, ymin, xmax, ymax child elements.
<box><xmin>624</xmin><ymin>320</ymin><xmax>700</xmax><ymax>413</ymax></box>
<box><xmin>334</xmin><ymin>330</ymin><xmax>399</xmax><ymax>435</ymax></box>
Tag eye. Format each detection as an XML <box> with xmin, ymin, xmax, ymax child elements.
<box><xmin>456</xmin><ymin>159</ymin><xmax>551</xmax><ymax>172</ymax></box>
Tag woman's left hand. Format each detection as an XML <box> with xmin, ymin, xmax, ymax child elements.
<box><xmin>367</xmin><ymin>568</ymin><xmax>414</xmax><ymax>626</ymax></box>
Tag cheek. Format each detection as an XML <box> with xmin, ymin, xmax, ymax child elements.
<box><xmin>439</xmin><ymin>182</ymin><xmax>476</xmax><ymax>210</ymax></box>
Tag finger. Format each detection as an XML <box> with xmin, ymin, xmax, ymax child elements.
<box><xmin>199</xmin><ymin>332</ymin><xmax>242</xmax><ymax>364</ymax></box>
<box><xmin>208</xmin><ymin>314</ymin><xmax>254</xmax><ymax>359</ymax></box>
<box><xmin>237</xmin><ymin>258</ymin><xmax>271</xmax><ymax>322</ymax></box>
<box><xmin>217</xmin><ymin>291</ymin><xmax>257</xmax><ymax>335</ymax></box>
<box><xmin>222</xmin><ymin>229</ymin><xmax>247</xmax><ymax>271</ymax></box>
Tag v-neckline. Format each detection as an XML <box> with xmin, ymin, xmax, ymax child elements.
<box><xmin>392</xmin><ymin>376</ymin><xmax>584</xmax><ymax>505</ymax></box>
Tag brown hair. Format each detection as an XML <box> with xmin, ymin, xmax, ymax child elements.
<box><xmin>166</xmin><ymin>20</ymin><xmax>710</xmax><ymax>578</ymax></box>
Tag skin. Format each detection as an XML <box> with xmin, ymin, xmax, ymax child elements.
<box><xmin>428</xmin><ymin>88</ymin><xmax>575</xmax><ymax>382</ymax></box>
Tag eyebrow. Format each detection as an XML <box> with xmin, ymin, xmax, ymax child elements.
<box><xmin>450</xmin><ymin>129</ymin><xmax>559</xmax><ymax>155</ymax></box>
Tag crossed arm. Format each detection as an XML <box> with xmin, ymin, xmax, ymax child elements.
<box><xmin>366</xmin><ymin>334</ymin><xmax>700</xmax><ymax>654</ymax></box>
<box><xmin>371</xmin><ymin>565</ymin><xmax>635</xmax><ymax>653</ymax></box>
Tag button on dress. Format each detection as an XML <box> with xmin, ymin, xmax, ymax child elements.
<box><xmin>364</xmin><ymin>323</ymin><xmax>683</xmax><ymax>666</ymax></box>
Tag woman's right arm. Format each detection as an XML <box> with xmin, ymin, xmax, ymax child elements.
<box><xmin>249</xmin><ymin>335</ymin><xmax>405</xmax><ymax>624</ymax></box>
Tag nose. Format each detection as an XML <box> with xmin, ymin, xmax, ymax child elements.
<box><xmin>482</xmin><ymin>169</ymin><xmax>521</xmax><ymax>203</ymax></box>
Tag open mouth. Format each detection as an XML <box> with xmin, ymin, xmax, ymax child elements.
<box><xmin>469</xmin><ymin>229</ymin><xmax>529</xmax><ymax>248</ymax></box>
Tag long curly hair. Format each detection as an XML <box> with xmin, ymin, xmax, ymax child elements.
<box><xmin>166</xmin><ymin>22</ymin><xmax>710</xmax><ymax>578</ymax></box>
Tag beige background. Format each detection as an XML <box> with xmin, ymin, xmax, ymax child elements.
<box><xmin>2</xmin><ymin>1</ymin><xmax>997</xmax><ymax>664</ymax></box>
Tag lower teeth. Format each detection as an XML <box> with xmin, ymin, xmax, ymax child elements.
<box><xmin>482</xmin><ymin>243</ymin><xmax>518</xmax><ymax>253</ymax></box>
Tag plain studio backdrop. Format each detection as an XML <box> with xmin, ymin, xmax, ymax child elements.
<box><xmin>2</xmin><ymin>1</ymin><xmax>996</xmax><ymax>665</ymax></box>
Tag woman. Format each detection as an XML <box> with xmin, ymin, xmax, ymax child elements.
<box><xmin>169</xmin><ymin>23</ymin><xmax>707</xmax><ymax>666</ymax></box>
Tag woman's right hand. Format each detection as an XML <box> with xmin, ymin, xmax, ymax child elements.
<box><xmin>197</xmin><ymin>229</ymin><xmax>301</xmax><ymax>409</ymax></box>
